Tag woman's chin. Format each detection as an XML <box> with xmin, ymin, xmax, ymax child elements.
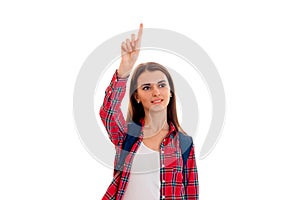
<box><xmin>148</xmin><ymin>105</ymin><xmax>166</xmax><ymax>112</ymax></box>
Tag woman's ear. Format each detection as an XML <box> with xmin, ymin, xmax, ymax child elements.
<box><xmin>134</xmin><ymin>93</ymin><xmax>140</xmax><ymax>103</ymax></box>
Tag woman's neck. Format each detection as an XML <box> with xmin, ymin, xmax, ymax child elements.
<box><xmin>143</xmin><ymin>109</ymin><xmax>169</xmax><ymax>137</ymax></box>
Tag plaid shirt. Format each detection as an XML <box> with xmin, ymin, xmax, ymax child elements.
<box><xmin>99</xmin><ymin>70</ymin><xmax>199</xmax><ymax>200</ymax></box>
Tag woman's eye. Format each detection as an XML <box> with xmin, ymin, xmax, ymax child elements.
<box><xmin>159</xmin><ymin>83</ymin><xmax>166</xmax><ymax>88</ymax></box>
<box><xmin>142</xmin><ymin>86</ymin><xmax>150</xmax><ymax>90</ymax></box>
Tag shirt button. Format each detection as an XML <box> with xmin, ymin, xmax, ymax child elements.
<box><xmin>162</xmin><ymin>195</ymin><xmax>165</xmax><ymax>199</ymax></box>
<box><xmin>162</xmin><ymin>180</ymin><xmax>165</xmax><ymax>183</ymax></box>
<box><xmin>162</xmin><ymin>164</ymin><xmax>165</xmax><ymax>168</ymax></box>
<box><xmin>108</xmin><ymin>90</ymin><xmax>112</xmax><ymax>94</ymax></box>
<box><xmin>161</xmin><ymin>150</ymin><xmax>164</xmax><ymax>154</ymax></box>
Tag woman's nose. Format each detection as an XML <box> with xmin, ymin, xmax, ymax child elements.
<box><xmin>152</xmin><ymin>86</ymin><xmax>160</xmax><ymax>96</ymax></box>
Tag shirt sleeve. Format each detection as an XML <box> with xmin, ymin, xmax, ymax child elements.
<box><xmin>183</xmin><ymin>144</ymin><xmax>199</xmax><ymax>200</ymax></box>
<box><xmin>99</xmin><ymin>69</ymin><xmax>128</xmax><ymax>146</ymax></box>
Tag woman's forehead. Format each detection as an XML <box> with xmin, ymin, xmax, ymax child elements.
<box><xmin>137</xmin><ymin>70</ymin><xmax>169</xmax><ymax>85</ymax></box>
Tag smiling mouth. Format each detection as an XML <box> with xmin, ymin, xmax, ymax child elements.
<box><xmin>151</xmin><ymin>99</ymin><xmax>163</xmax><ymax>104</ymax></box>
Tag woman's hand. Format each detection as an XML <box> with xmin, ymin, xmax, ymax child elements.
<box><xmin>118</xmin><ymin>23</ymin><xmax>143</xmax><ymax>78</ymax></box>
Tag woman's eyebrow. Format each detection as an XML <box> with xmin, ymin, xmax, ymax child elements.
<box><xmin>139</xmin><ymin>80</ymin><xmax>166</xmax><ymax>87</ymax></box>
<box><xmin>157</xmin><ymin>80</ymin><xmax>166</xmax><ymax>84</ymax></box>
<box><xmin>140</xmin><ymin>83</ymin><xmax>151</xmax><ymax>87</ymax></box>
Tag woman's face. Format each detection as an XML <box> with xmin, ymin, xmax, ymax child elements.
<box><xmin>135</xmin><ymin>70</ymin><xmax>172</xmax><ymax>113</ymax></box>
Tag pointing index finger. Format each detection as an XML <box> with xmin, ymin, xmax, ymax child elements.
<box><xmin>136</xmin><ymin>23</ymin><xmax>143</xmax><ymax>48</ymax></box>
<box><xmin>137</xmin><ymin>23</ymin><xmax>143</xmax><ymax>40</ymax></box>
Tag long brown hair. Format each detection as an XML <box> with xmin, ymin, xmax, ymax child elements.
<box><xmin>127</xmin><ymin>62</ymin><xmax>185</xmax><ymax>133</ymax></box>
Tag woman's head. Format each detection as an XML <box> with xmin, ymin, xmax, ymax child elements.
<box><xmin>127</xmin><ymin>62</ymin><xmax>182</xmax><ymax>132</ymax></box>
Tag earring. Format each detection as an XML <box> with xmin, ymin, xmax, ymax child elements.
<box><xmin>170</xmin><ymin>94</ymin><xmax>172</xmax><ymax>97</ymax></box>
<box><xmin>137</xmin><ymin>100</ymin><xmax>140</xmax><ymax>104</ymax></box>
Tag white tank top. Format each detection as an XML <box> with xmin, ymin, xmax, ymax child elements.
<box><xmin>123</xmin><ymin>142</ymin><xmax>160</xmax><ymax>200</ymax></box>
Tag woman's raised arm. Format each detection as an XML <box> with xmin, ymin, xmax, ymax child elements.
<box><xmin>100</xmin><ymin>24</ymin><xmax>143</xmax><ymax>146</ymax></box>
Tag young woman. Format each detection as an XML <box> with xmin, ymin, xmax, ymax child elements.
<box><xmin>100</xmin><ymin>23</ymin><xmax>199</xmax><ymax>200</ymax></box>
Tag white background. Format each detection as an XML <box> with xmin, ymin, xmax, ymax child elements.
<box><xmin>1</xmin><ymin>0</ymin><xmax>299</xmax><ymax>199</ymax></box>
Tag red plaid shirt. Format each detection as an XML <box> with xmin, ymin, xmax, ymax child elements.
<box><xmin>99</xmin><ymin>70</ymin><xmax>199</xmax><ymax>200</ymax></box>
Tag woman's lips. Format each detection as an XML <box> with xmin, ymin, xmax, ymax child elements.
<box><xmin>151</xmin><ymin>99</ymin><xmax>163</xmax><ymax>104</ymax></box>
